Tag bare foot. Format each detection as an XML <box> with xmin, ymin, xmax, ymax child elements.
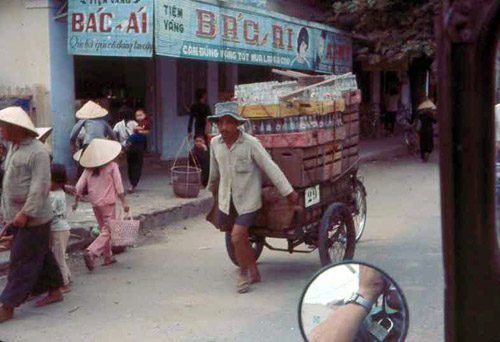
<box><xmin>34</xmin><ymin>289</ymin><xmax>63</xmax><ymax>308</ymax></box>
<box><xmin>60</xmin><ymin>286</ymin><xmax>71</xmax><ymax>294</ymax></box>
<box><xmin>83</xmin><ymin>251</ymin><xmax>95</xmax><ymax>271</ymax></box>
<box><xmin>102</xmin><ymin>258</ymin><xmax>117</xmax><ymax>266</ymax></box>
<box><xmin>0</xmin><ymin>305</ymin><xmax>14</xmax><ymax>323</ymax></box>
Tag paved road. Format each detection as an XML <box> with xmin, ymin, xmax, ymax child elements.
<box><xmin>0</xmin><ymin>153</ymin><xmax>443</xmax><ymax>341</ymax></box>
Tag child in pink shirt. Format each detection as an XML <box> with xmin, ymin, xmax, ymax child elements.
<box><xmin>73</xmin><ymin>140</ymin><xmax>129</xmax><ymax>271</ymax></box>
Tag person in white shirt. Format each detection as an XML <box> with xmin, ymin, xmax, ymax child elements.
<box><xmin>113</xmin><ymin>107</ymin><xmax>137</xmax><ymax>147</ymax></box>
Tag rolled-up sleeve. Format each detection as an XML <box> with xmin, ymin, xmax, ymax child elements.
<box><xmin>21</xmin><ymin>151</ymin><xmax>51</xmax><ymax>217</ymax></box>
<box><xmin>207</xmin><ymin>140</ymin><xmax>220</xmax><ymax>194</ymax></box>
<box><xmin>251</xmin><ymin>140</ymin><xmax>293</xmax><ymax>197</ymax></box>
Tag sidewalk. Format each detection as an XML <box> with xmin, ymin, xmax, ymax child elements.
<box><xmin>0</xmin><ymin>136</ymin><xmax>411</xmax><ymax>269</ymax></box>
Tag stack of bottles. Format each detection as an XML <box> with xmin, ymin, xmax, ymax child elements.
<box><xmin>211</xmin><ymin>73</ymin><xmax>358</xmax><ymax>136</ymax></box>
<box><xmin>211</xmin><ymin>112</ymin><xmax>344</xmax><ymax>136</ymax></box>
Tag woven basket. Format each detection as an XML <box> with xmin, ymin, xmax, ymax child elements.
<box><xmin>110</xmin><ymin>212</ymin><xmax>140</xmax><ymax>247</ymax></box>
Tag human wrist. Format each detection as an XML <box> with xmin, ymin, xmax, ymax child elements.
<box><xmin>357</xmin><ymin>287</ymin><xmax>379</xmax><ymax>304</ymax></box>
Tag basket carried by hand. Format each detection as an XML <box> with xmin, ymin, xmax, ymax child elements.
<box><xmin>110</xmin><ymin>210</ymin><xmax>140</xmax><ymax>247</ymax></box>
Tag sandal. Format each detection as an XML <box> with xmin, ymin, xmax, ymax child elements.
<box><xmin>237</xmin><ymin>276</ymin><xmax>250</xmax><ymax>294</ymax></box>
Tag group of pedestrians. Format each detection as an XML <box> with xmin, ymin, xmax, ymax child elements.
<box><xmin>0</xmin><ymin>101</ymin><xmax>132</xmax><ymax>323</ymax></box>
<box><xmin>70</xmin><ymin>100</ymin><xmax>150</xmax><ymax>193</ymax></box>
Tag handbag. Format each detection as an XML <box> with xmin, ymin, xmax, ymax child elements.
<box><xmin>110</xmin><ymin>209</ymin><xmax>140</xmax><ymax>247</ymax></box>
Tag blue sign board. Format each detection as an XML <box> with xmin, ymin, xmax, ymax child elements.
<box><xmin>155</xmin><ymin>0</ymin><xmax>352</xmax><ymax>73</ymax></box>
<box><xmin>68</xmin><ymin>0</ymin><xmax>154</xmax><ymax>57</ymax></box>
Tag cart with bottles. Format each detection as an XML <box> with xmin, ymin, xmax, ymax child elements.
<box><xmin>209</xmin><ymin>70</ymin><xmax>367</xmax><ymax>267</ymax></box>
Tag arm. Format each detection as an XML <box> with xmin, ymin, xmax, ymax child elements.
<box><xmin>207</xmin><ymin>141</ymin><xmax>220</xmax><ymax>195</ymax></box>
<box><xmin>105</xmin><ymin>121</ymin><xmax>118</xmax><ymax>141</ymax></box>
<box><xmin>187</xmin><ymin>106</ymin><xmax>195</xmax><ymax>139</ymax></box>
<box><xmin>309</xmin><ymin>303</ymin><xmax>368</xmax><ymax>342</ymax></box>
<box><xmin>70</xmin><ymin>120</ymin><xmax>85</xmax><ymax>143</ymax></box>
<box><xmin>111</xmin><ymin>163</ymin><xmax>129</xmax><ymax>212</ymax></box>
<box><xmin>73</xmin><ymin>170</ymin><xmax>88</xmax><ymax>210</ymax></box>
<box><xmin>17</xmin><ymin>151</ymin><xmax>51</xmax><ymax>223</ymax></box>
<box><xmin>251</xmin><ymin>140</ymin><xmax>294</xmax><ymax>198</ymax></box>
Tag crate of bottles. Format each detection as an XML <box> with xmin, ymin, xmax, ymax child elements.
<box><xmin>238</xmin><ymin>102</ymin><xmax>300</xmax><ymax>119</ymax></box>
<box><xmin>239</xmin><ymin>112</ymin><xmax>346</xmax><ymax>148</ymax></box>
<box><xmin>298</xmin><ymin>101</ymin><xmax>335</xmax><ymax>116</ymax></box>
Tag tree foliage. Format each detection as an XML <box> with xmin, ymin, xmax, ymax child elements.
<box><xmin>328</xmin><ymin>0</ymin><xmax>439</xmax><ymax>64</ymax></box>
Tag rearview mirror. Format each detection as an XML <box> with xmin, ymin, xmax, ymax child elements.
<box><xmin>298</xmin><ymin>261</ymin><xmax>410</xmax><ymax>341</ymax></box>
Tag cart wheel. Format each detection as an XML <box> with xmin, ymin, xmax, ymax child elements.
<box><xmin>225</xmin><ymin>232</ymin><xmax>265</xmax><ymax>267</ymax></box>
<box><xmin>318</xmin><ymin>203</ymin><xmax>356</xmax><ymax>266</ymax></box>
<box><xmin>352</xmin><ymin>179</ymin><xmax>367</xmax><ymax>242</ymax></box>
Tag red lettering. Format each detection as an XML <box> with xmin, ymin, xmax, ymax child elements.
<box><xmin>222</xmin><ymin>14</ymin><xmax>239</xmax><ymax>43</ymax></box>
<box><xmin>127</xmin><ymin>13</ymin><xmax>139</xmax><ymax>33</ymax></box>
<box><xmin>196</xmin><ymin>9</ymin><xmax>216</xmax><ymax>38</ymax></box>
<box><xmin>272</xmin><ymin>25</ymin><xmax>284</xmax><ymax>49</ymax></box>
<box><xmin>285</xmin><ymin>27</ymin><xmax>294</xmax><ymax>51</ymax></box>
<box><xmin>86</xmin><ymin>13</ymin><xmax>97</xmax><ymax>32</ymax></box>
<box><xmin>142</xmin><ymin>12</ymin><xmax>147</xmax><ymax>33</ymax></box>
<box><xmin>99</xmin><ymin>13</ymin><xmax>112</xmax><ymax>33</ymax></box>
<box><xmin>244</xmin><ymin>20</ymin><xmax>259</xmax><ymax>45</ymax></box>
<box><xmin>72</xmin><ymin>13</ymin><xmax>84</xmax><ymax>32</ymax></box>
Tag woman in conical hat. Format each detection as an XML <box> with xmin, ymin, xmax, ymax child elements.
<box><xmin>69</xmin><ymin>100</ymin><xmax>117</xmax><ymax>153</ymax></box>
<box><xmin>72</xmin><ymin>139</ymin><xmax>130</xmax><ymax>271</ymax></box>
<box><xmin>416</xmin><ymin>99</ymin><xmax>437</xmax><ymax>162</ymax></box>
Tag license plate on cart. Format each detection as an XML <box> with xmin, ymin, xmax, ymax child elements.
<box><xmin>305</xmin><ymin>185</ymin><xmax>320</xmax><ymax>208</ymax></box>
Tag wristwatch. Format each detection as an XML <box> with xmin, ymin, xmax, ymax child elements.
<box><xmin>344</xmin><ymin>292</ymin><xmax>373</xmax><ymax>313</ymax></box>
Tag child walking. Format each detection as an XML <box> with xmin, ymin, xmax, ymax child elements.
<box><xmin>50</xmin><ymin>164</ymin><xmax>72</xmax><ymax>293</ymax></box>
<box><xmin>72</xmin><ymin>139</ymin><xmax>130</xmax><ymax>271</ymax></box>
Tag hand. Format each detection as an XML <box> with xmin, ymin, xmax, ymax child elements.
<box><xmin>358</xmin><ymin>266</ymin><xmax>387</xmax><ymax>303</ymax></box>
<box><xmin>287</xmin><ymin>191</ymin><xmax>299</xmax><ymax>205</ymax></box>
<box><xmin>12</xmin><ymin>213</ymin><xmax>28</xmax><ymax>228</ymax></box>
<box><xmin>122</xmin><ymin>203</ymin><xmax>130</xmax><ymax>213</ymax></box>
<box><xmin>188</xmin><ymin>132</ymin><xmax>193</xmax><ymax>141</ymax></box>
<box><xmin>64</xmin><ymin>185</ymin><xmax>76</xmax><ymax>195</ymax></box>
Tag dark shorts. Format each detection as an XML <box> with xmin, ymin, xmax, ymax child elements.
<box><xmin>217</xmin><ymin>200</ymin><xmax>260</xmax><ymax>230</ymax></box>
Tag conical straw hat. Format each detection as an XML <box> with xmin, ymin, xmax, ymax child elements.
<box><xmin>73</xmin><ymin>149</ymin><xmax>83</xmax><ymax>162</ymax></box>
<box><xmin>417</xmin><ymin>99</ymin><xmax>436</xmax><ymax>111</ymax></box>
<box><xmin>76</xmin><ymin>100</ymin><xmax>108</xmax><ymax>120</ymax></box>
<box><xmin>0</xmin><ymin>106</ymin><xmax>38</xmax><ymax>136</ymax></box>
<box><xmin>36</xmin><ymin>127</ymin><xmax>53</xmax><ymax>142</ymax></box>
<box><xmin>79</xmin><ymin>139</ymin><xmax>121</xmax><ymax>168</ymax></box>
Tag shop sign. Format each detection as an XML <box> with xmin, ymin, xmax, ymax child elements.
<box><xmin>229</xmin><ymin>0</ymin><xmax>267</xmax><ymax>9</ymax></box>
<box><xmin>155</xmin><ymin>0</ymin><xmax>352</xmax><ymax>73</ymax></box>
<box><xmin>68</xmin><ymin>0</ymin><xmax>154</xmax><ymax>57</ymax></box>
